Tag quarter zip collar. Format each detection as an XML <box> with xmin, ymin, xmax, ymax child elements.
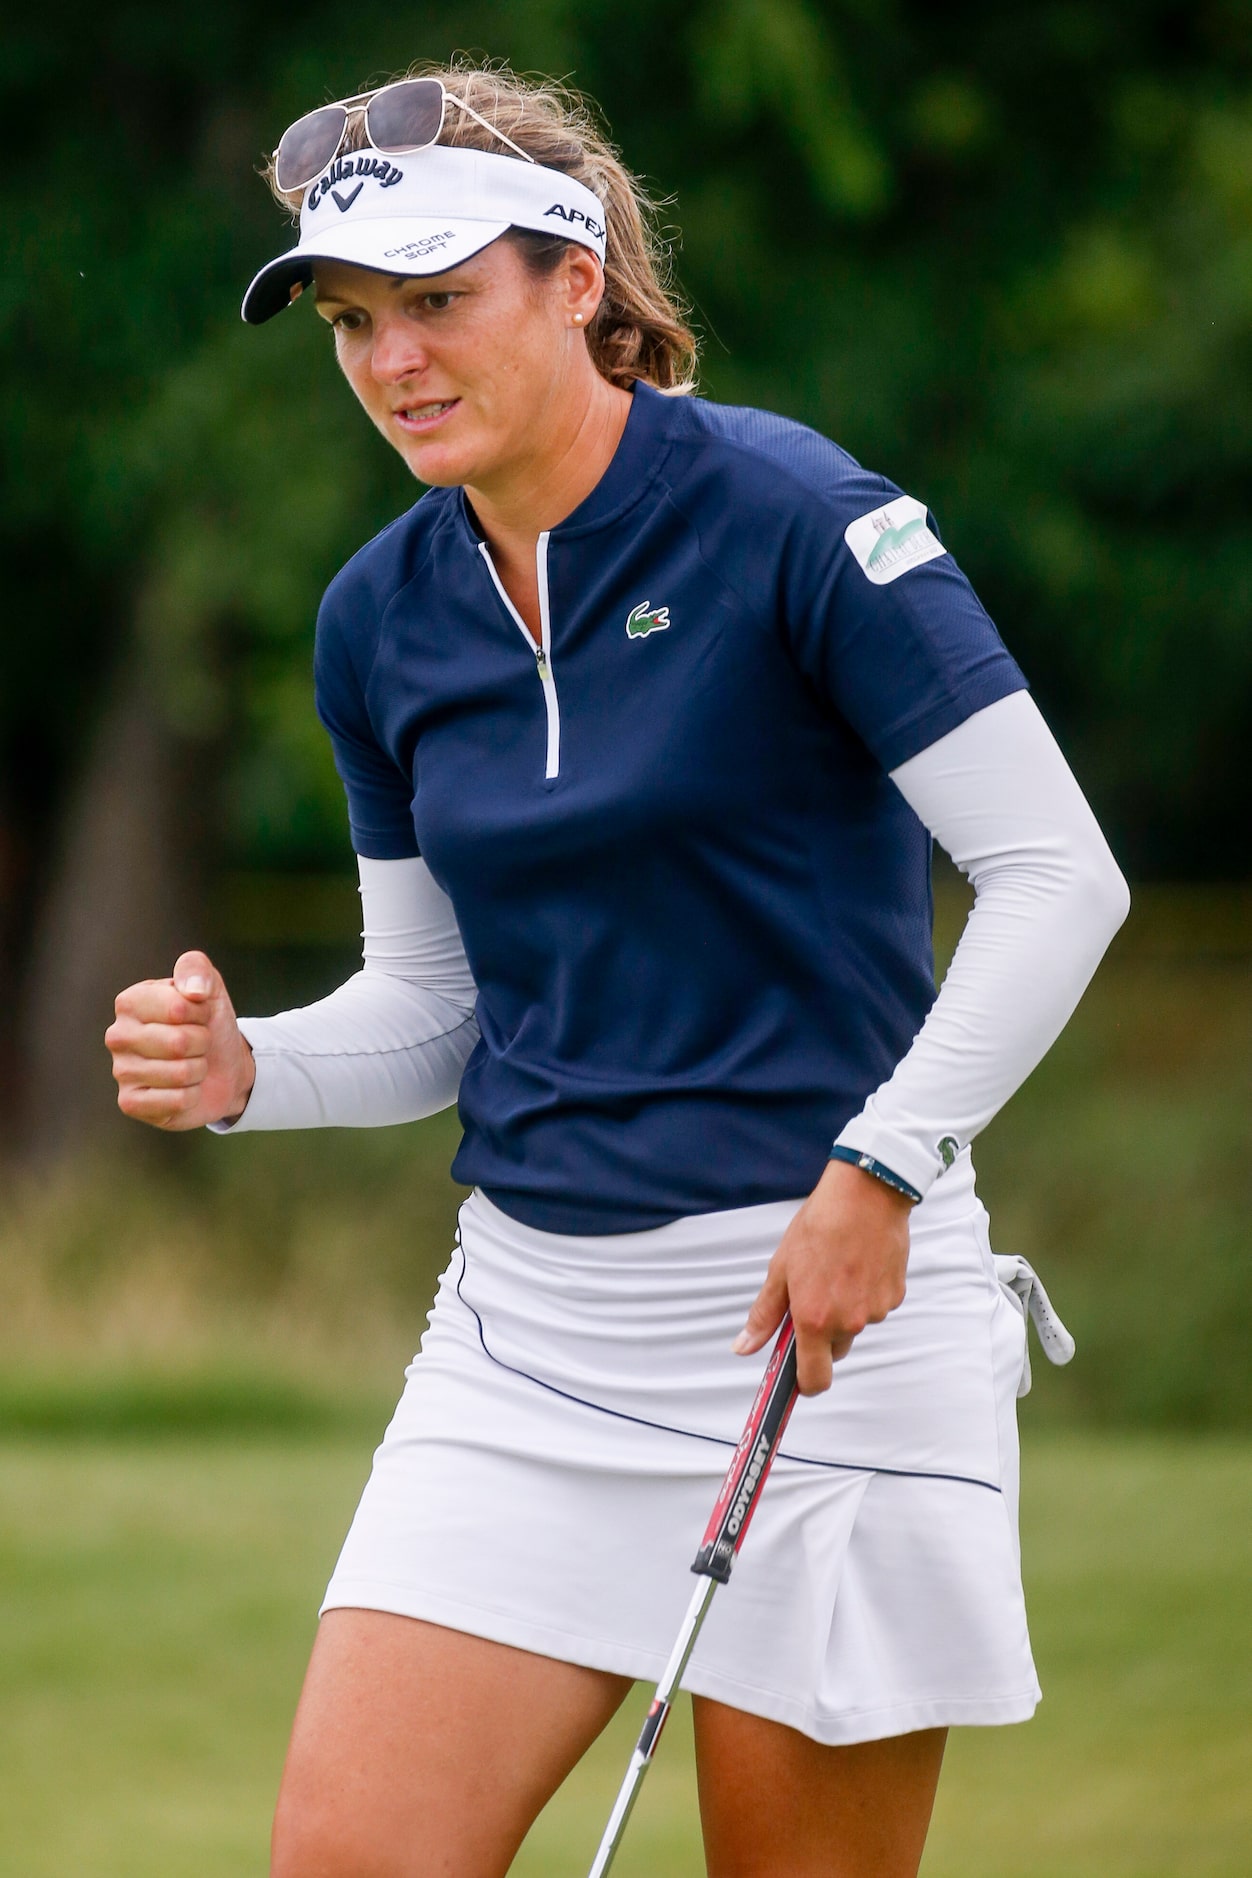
<box><xmin>454</xmin><ymin>380</ymin><xmax>676</xmax><ymax>550</ymax></box>
<box><xmin>459</xmin><ymin>384</ymin><xmax>680</xmax><ymax>790</ymax></box>
<box><xmin>478</xmin><ymin>534</ymin><xmax>561</xmax><ymax>781</ymax></box>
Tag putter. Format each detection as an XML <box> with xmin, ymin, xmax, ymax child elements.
<box><xmin>586</xmin><ymin>1312</ymin><xmax>800</xmax><ymax>1877</ymax></box>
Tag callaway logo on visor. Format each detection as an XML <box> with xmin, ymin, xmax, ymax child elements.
<box><xmin>306</xmin><ymin>153</ymin><xmax>404</xmax><ymax>211</ymax></box>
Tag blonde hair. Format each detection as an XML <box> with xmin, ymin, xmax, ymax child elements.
<box><xmin>265</xmin><ymin>59</ymin><xmax>697</xmax><ymax>392</ymax></box>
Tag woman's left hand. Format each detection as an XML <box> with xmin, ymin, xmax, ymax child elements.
<box><xmin>733</xmin><ymin>1159</ymin><xmax>914</xmax><ymax>1395</ymax></box>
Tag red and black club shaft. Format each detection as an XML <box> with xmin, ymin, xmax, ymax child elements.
<box><xmin>585</xmin><ymin>1313</ymin><xmax>800</xmax><ymax>1877</ymax></box>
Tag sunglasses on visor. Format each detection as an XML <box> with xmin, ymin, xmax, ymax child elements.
<box><xmin>273</xmin><ymin>77</ymin><xmax>535</xmax><ymax>196</ymax></box>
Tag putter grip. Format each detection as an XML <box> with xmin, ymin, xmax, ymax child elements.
<box><xmin>690</xmin><ymin>1315</ymin><xmax>799</xmax><ymax>1584</ymax></box>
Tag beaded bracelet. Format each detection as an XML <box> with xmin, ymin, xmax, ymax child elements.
<box><xmin>828</xmin><ymin>1144</ymin><xmax>923</xmax><ymax>1205</ymax></box>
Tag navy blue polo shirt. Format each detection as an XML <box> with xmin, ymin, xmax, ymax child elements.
<box><xmin>315</xmin><ymin>382</ymin><xmax>1026</xmax><ymax>1233</ymax></box>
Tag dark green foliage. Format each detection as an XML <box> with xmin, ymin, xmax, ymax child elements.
<box><xmin>4</xmin><ymin>0</ymin><xmax>1251</xmax><ymax>889</ymax></box>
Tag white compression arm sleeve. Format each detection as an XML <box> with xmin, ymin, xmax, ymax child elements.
<box><xmin>214</xmin><ymin>855</ymin><xmax>479</xmax><ymax>1132</ymax></box>
<box><xmin>833</xmin><ymin>689</ymin><xmax>1130</xmax><ymax>1198</ymax></box>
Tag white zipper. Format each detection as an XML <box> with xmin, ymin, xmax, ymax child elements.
<box><xmin>478</xmin><ymin>532</ymin><xmax>561</xmax><ymax>780</ymax></box>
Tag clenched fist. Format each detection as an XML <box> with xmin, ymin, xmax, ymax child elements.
<box><xmin>105</xmin><ymin>950</ymin><xmax>256</xmax><ymax>1130</ymax></box>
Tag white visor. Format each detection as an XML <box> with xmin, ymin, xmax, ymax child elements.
<box><xmin>242</xmin><ymin>143</ymin><xmax>607</xmax><ymax>324</ymax></box>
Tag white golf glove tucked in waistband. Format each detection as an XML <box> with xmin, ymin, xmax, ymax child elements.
<box><xmin>994</xmin><ymin>1255</ymin><xmax>1076</xmax><ymax>1397</ymax></box>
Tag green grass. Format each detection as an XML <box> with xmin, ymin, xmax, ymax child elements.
<box><xmin>0</xmin><ymin>1433</ymin><xmax>1248</xmax><ymax>1876</ymax></box>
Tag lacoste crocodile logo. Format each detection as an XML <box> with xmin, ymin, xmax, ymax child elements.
<box><xmin>626</xmin><ymin>601</ymin><xmax>671</xmax><ymax>639</ymax></box>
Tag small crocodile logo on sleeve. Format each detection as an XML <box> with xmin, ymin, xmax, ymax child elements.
<box><xmin>626</xmin><ymin>601</ymin><xmax>671</xmax><ymax>639</ymax></box>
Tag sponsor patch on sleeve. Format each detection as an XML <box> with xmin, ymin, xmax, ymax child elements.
<box><xmin>844</xmin><ymin>495</ymin><xmax>947</xmax><ymax>585</ymax></box>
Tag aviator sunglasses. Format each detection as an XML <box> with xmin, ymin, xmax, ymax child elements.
<box><xmin>274</xmin><ymin>76</ymin><xmax>535</xmax><ymax>196</ymax></box>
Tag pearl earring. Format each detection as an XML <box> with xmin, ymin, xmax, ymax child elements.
<box><xmin>573</xmin><ymin>313</ymin><xmax>585</xmax><ymax>325</ymax></box>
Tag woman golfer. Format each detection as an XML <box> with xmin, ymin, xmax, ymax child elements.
<box><xmin>106</xmin><ymin>63</ymin><xmax>1129</xmax><ymax>1878</ymax></box>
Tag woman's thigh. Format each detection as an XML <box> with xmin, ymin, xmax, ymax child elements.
<box><xmin>693</xmin><ymin>1697</ymin><xmax>946</xmax><ymax>1878</ymax></box>
<box><xmin>270</xmin><ymin>1608</ymin><xmax>631</xmax><ymax>1878</ymax></box>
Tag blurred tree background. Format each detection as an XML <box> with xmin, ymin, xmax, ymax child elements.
<box><xmin>0</xmin><ymin>1</ymin><xmax>1249</xmax><ymax>1428</ymax></box>
<box><xmin>2</xmin><ymin>11</ymin><xmax>1250</xmax><ymax>1870</ymax></box>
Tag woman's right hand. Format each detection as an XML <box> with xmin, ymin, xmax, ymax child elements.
<box><xmin>105</xmin><ymin>950</ymin><xmax>256</xmax><ymax>1130</ymax></box>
